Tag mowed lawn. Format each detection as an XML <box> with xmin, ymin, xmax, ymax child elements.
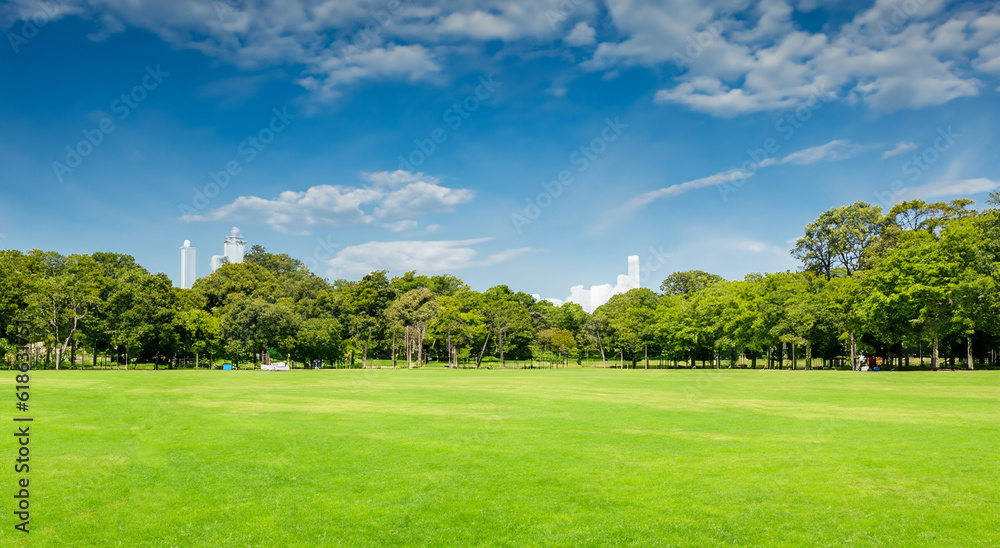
<box><xmin>3</xmin><ymin>369</ymin><xmax>998</xmax><ymax>547</ymax></box>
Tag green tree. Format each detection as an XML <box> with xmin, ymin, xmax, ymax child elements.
<box><xmin>220</xmin><ymin>298</ymin><xmax>300</xmax><ymax>367</ymax></box>
<box><xmin>173</xmin><ymin>308</ymin><xmax>221</xmax><ymax>368</ymax></box>
<box><xmin>597</xmin><ymin>288</ymin><xmax>659</xmax><ymax>368</ymax></box>
<box><xmin>659</xmin><ymin>270</ymin><xmax>725</xmax><ymax>296</ymax></box>
<box><xmin>289</xmin><ymin>317</ymin><xmax>343</xmax><ymax>367</ymax></box>
<box><xmin>793</xmin><ymin>201</ymin><xmax>883</xmax><ymax>277</ymax></box>
<box><xmin>386</xmin><ymin>287</ymin><xmax>438</xmax><ymax>369</ymax></box>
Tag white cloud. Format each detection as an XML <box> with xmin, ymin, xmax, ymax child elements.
<box><xmin>182</xmin><ymin>170</ymin><xmax>473</xmax><ymax>233</ymax></box>
<box><xmin>384</xmin><ymin>220</ymin><xmax>419</xmax><ymax>233</ymax></box>
<box><xmin>627</xmin><ymin>0</ymin><xmax>999</xmax><ymax>116</ymax></box>
<box><xmin>295</xmin><ymin>44</ymin><xmax>442</xmax><ymax>105</ymax></box>
<box><xmin>325</xmin><ymin>238</ymin><xmax>531</xmax><ymax>276</ymax></box>
<box><xmin>363</xmin><ymin>170</ymin><xmax>435</xmax><ymax>187</ymax></box>
<box><xmin>778</xmin><ymin>139</ymin><xmax>861</xmax><ymax>165</ymax></box>
<box><xmin>882</xmin><ymin>141</ymin><xmax>919</xmax><ymax>158</ymax></box>
<box><xmin>6</xmin><ymin>0</ymin><xmax>996</xmax><ymax>113</ymax></box>
<box><xmin>375</xmin><ymin>181</ymin><xmax>475</xmax><ymax>219</ymax></box>
<box><xmin>565</xmin><ymin>22</ymin><xmax>596</xmax><ymax>46</ymax></box>
<box><xmin>627</xmin><ymin>166</ymin><xmax>752</xmax><ymax>209</ymax></box>
<box><xmin>622</xmin><ymin>139</ymin><xmax>859</xmax><ymax>212</ymax></box>
<box><xmin>896</xmin><ymin>178</ymin><xmax>1000</xmax><ymax>200</ymax></box>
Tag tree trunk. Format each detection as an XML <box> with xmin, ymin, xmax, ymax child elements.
<box><xmin>405</xmin><ymin>326</ymin><xmax>412</xmax><ymax>369</ymax></box>
<box><xmin>417</xmin><ymin>325</ymin><xmax>425</xmax><ymax>368</ymax></box>
<box><xmin>363</xmin><ymin>326</ymin><xmax>371</xmax><ymax>369</ymax></box>
<box><xmin>967</xmin><ymin>336</ymin><xmax>974</xmax><ymax>370</ymax></box>
<box><xmin>392</xmin><ymin>332</ymin><xmax>397</xmax><ymax>369</ymax></box>
<box><xmin>596</xmin><ymin>331</ymin><xmax>606</xmax><ymax>367</ymax></box>
<box><xmin>849</xmin><ymin>331</ymin><xmax>857</xmax><ymax>371</ymax></box>
<box><xmin>644</xmin><ymin>344</ymin><xmax>648</xmax><ymax>369</ymax></box>
<box><xmin>931</xmin><ymin>334</ymin><xmax>939</xmax><ymax>370</ymax></box>
<box><xmin>499</xmin><ymin>330</ymin><xmax>505</xmax><ymax>367</ymax></box>
<box><xmin>476</xmin><ymin>331</ymin><xmax>490</xmax><ymax>368</ymax></box>
<box><xmin>447</xmin><ymin>328</ymin><xmax>453</xmax><ymax>368</ymax></box>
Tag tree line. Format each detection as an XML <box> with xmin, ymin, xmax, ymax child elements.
<box><xmin>1</xmin><ymin>193</ymin><xmax>997</xmax><ymax>371</ymax></box>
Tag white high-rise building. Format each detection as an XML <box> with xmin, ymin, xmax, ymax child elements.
<box><xmin>179</xmin><ymin>240</ymin><xmax>196</xmax><ymax>289</ymax></box>
<box><xmin>211</xmin><ymin>227</ymin><xmax>247</xmax><ymax>272</ymax></box>
<box><xmin>567</xmin><ymin>255</ymin><xmax>641</xmax><ymax>313</ymax></box>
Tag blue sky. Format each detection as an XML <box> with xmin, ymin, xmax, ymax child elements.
<box><xmin>1</xmin><ymin>0</ymin><xmax>998</xmax><ymax>302</ymax></box>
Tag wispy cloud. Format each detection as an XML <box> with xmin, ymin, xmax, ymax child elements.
<box><xmin>623</xmin><ymin>139</ymin><xmax>861</xmax><ymax>211</ymax></box>
<box><xmin>882</xmin><ymin>141</ymin><xmax>919</xmax><ymax>159</ymax></box>
<box><xmin>778</xmin><ymin>139</ymin><xmax>860</xmax><ymax>165</ymax></box>
<box><xmin>896</xmin><ymin>178</ymin><xmax>1000</xmax><ymax>200</ymax></box>
<box><xmin>325</xmin><ymin>238</ymin><xmax>531</xmax><ymax>276</ymax></box>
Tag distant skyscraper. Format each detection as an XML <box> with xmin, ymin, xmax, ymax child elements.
<box><xmin>567</xmin><ymin>255</ymin><xmax>641</xmax><ymax>313</ymax></box>
<box><xmin>179</xmin><ymin>240</ymin><xmax>196</xmax><ymax>289</ymax></box>
<box><xmin>211</xmin><ymin>227</ymin><xmax>247</xmax><ymax>272</ymax></box>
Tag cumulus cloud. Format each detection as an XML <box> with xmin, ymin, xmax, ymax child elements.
<box><xmin>6</xmin><ymin>0</ymin><xmax>996</xmax><ymax>114</ymax></box>
<box><xmin>181</xmin><ymin>170</ymin><xmax>473</xmax><ymax>233</ymax></box>
<box><xmin>0</xmin><ymin>0</ymin><xmax>592</xmax><ymax>104</ymax></box>
<box><xmin>882</xmin><ymin>141</ymin><xmax>919</xmax><ymax>158</ymax></box>
<box><xmin>603</xmin><ymin>0</ymin><xmax>1000</xmax><ymax>116</ymax></box>
<box><xmin>565</xmin><ymin>22</ymin><xmax>597</xmax><ymax>46</ymax></box>
<box><xmin>325</xmin><ymin>238</ymin><xmax>531</xmax><ymax>276</ymax></box>
<box><xmin>896</xmin><ymin>178</ymin><xmax>1000</xmax><ymax>200</ymax></box>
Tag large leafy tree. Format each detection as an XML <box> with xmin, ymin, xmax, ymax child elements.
<box><xmin>659</xmin><ymin>270</ymin><xmax>725</xmax><ymax>296</ymax></box>
<box><xmin>386</xmin><ymin>287</ymin><xmax>438</xmax><ymax>368</ymax></box>
<box><xmin>480</xmin><ymin>286</ymin><xmax>534</xmax><ymax>367</ymax></box>
<box><xmin>597</xmin><ymin>288</ymin><xmax>659</xmax><ymax>368</ymax></box>
<box><xmin>344</xmin><ymin>271</ymin><xmax>395</xmax><ymax>367</ymax></box>
<box><xmin>220</xmin><ymin>297</ymin><xmax>300</xmax><ymax>366</ymax></box>
<box><xmin>793</xmin><ymin>201</ymin><xmax>883</xmax><ymax>278</ymax></box>
<box><xmin>289</xmin><ymin>317</ymin><xmax>343</xmax><ymax>367</ymax></box>
<box><xmin>864</xmin><ymin>230</ymin><xmax>962</xmax><ymax>369</ymax></box>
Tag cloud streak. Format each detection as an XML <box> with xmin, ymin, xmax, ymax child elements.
<box><xmin>625</xmin><ymin>139</ymin><xmax>862</xmax><ymax>210</ymax></box>
<box><xmin>896</xmin><ymin>178</ymin><xmax>1000</xmax><ymax>200</ymax></box>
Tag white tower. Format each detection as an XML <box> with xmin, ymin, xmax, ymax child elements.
<box><xmin>627</xmin><ymin>255</ymin><xmax>640</xmax><ymax>288</ymax></box>
<box><xmin>224</xmin><ymin>226</ymin><xmax>246</xmax><ymax>265</ymax></box>
<box><xmin>180</xmin><ymin>240</ymin><xmax>196</xmax><ymax>289</ymax></box>
<box><xmin>211</xmin><ymin>227</ymin><xmax>247</xmax><ymax>272</ymax></box>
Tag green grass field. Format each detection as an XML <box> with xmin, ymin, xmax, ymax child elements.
<box><xmin>3</xmin><ymin>369</ymin><xmax>997</xmax><ymax>547</ymax></box>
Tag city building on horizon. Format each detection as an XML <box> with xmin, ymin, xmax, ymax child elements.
<box><xmin>179</xmin><ymin>239</ymin><xmax>196</xmax><ymax>290</ymax></box>
<box><xmin>211</xmin><ymin>227</ymin><xmax>246</xmax><ymax>272</ymax></box>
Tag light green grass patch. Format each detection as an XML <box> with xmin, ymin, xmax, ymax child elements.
<box><xmin>2</xmin><ymin>369</ymin><xmax>997</xmax><ymax>547</ymax></box>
